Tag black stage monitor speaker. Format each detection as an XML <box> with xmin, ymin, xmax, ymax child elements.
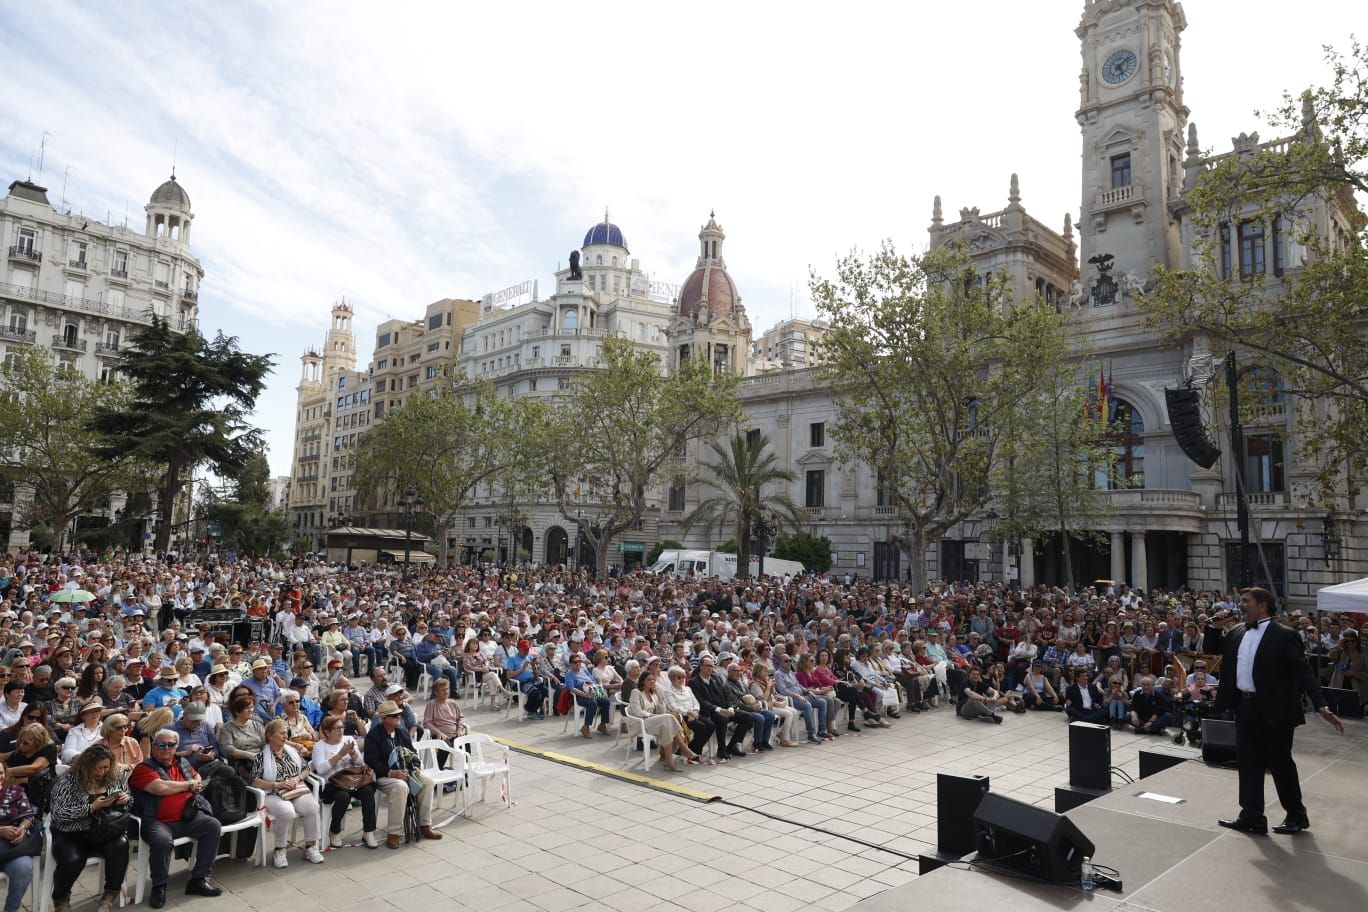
<box><xmin>973</xmin><ymin>792</ymin><xmax>1096</xmax><ymax>884</ymax></box>
<box><xmin>937</xmin><ymin>773</ymin><xmax>990</xmax><ymax>857</ymax></box>
<box><xmin>1166</xmin><ymin>386</ymin><xmax>1221</xmax><ymax>469</ymax></box>
<box><xmin>1139</xmin><ymin>750</ymin><xmax>1187</xmax><ymax>779</ymax></box>
<box><xmin>1069</xmin><ymin>721</ymin><xmax>1111</xmax><ymax>791</ymax></box>
<box><xmin>1323</xmin><ymin>687</ymin><xmax>1365</xmax><ymax>718</ymax></box>
<box><xmin>1201</xmin><ymin>718</ymin><xmax>1238</xmax><ymax>765</ymax></box>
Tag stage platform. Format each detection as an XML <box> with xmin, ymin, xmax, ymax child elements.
<box><xmin>853</xmin><ymin>717</ymin><xmax>1368</xmax><ymax>912</ymax></box>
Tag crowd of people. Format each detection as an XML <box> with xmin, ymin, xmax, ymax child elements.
<box><xmin>0</xmin><ymin>546</ymin><xmax>1362</xmax><ymax>911</ymax></box>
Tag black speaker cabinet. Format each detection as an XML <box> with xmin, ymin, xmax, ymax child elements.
<box><xmin>973</xmin><ymin>792</ymin><xmax>1096</xmax><ymax>884</ymax></box>
<box><xmin>1069</xmin><ymin>721</ymin><xmax>1111</xmax><ymax>791</ymax></box>
<box><xmin>1139</xmin><ymin>750</ymin><xmax>1187</xmax><ymax>779</ymax></box>
<box><xmin>937</xmin><ymin>773</ymin><xmax>990</xmax><ymax>857</ymax></box>
<box><xmin>1323</xmin><ymin>687</ymin><xmax>1365</xmax><ymax>718</ymax></box>
<box><xmin>1201</xmin><ymin>718</ymin><xmax>1238</xmax><ymax>765</ymax></box>
<box><xmin>1165</xmin><ymin>386</ymin><xmax>1221</xmax><ymax>469</ymax></box>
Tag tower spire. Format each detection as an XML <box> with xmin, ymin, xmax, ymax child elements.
<box><xmin>932</xmin><ymin>195</ymin><xmax>943</xmax><ymax>226</ymax></box>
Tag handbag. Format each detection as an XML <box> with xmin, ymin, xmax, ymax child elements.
<box><xmin>89</xmin><ymin>804</ymin><xmax>133</xmax><ymax>842</ymax></box>
<box><xmin>332</xmin><ymin>765</ymin><xmax>375</xmax><ymax>791</ymax></box>
<box><xmin>0</xmin><ymin>825</ymin><xmax>41</xmax><ymax>865</ymax></box>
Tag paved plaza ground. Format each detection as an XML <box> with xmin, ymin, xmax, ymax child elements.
<box><xmin>63</xmin><ymin>691</ymin><xmax>1210</xmax><ymax>912</ymax></box>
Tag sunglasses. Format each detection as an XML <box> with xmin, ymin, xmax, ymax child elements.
<box><xmin>152</xmin><ymin>741</ymin><xmax>177</xmax><ymax>749</ymax></box>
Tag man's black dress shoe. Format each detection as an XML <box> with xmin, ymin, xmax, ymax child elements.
<box><xmin>1218</xmin><ymin>818</ymin><xmax>1268</xmax><ymax>834</ymax></box>
<box><xmin>186</xmin><ymin>877</ymin><xmax>224</xmax><ymax>897</ymax></box>
<box><xmin>1272</xmin><ymin>818</ymin><xmax>1311</xmax><ymax>835</ymax></box>
<box><xmin>149</xmin><ymin>885</ymin><xmax>167</xmax><ymax>909</ymax></box>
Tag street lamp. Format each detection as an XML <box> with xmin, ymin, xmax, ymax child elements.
<box><xmin>751</xmin><ymin>511</ymin><xmax>777</xmax><ymax>579</ymax></box>
<box><xmin>401</xmin><ymin>486</ymin><xmax>423</xmax><ymax>580</ymax></box>
<box><xmin>1321</xmin><ymin>514</ymin><xmax>1342</xmax><ymax>567</ymax></box>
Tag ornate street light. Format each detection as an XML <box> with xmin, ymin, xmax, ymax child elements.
<box><xmin>401</xmin><ymin>486</ymin><xmax>423</xmax><ymax>580</ymax></box>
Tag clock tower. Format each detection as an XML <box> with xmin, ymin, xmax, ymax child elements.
<box><xmin>1075</xmin><ymin>0</ymin><xmax>1188</xmax><ymax>298</ymax></box>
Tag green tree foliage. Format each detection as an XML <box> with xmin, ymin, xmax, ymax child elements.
<box><xmin>682</xmin><ymin>430</ymin><xmax>808</xmax><ymax>579</ymax></box>
<box><xmin>90</xmin><ymin>318</ymin><xmax>274</xmax><ymax>552</ymax></box>
<box><xmin>1141</xmin><ymin>41</ymin><xmax>1368</xmax><ymax>502</ymax></box>
<box><xmin>0</xmin><ymin>348</ymin><xmax>150</xmax><ymax>550</ymax></box>
<box><xmin>200</xmin><ymin>453</ymin><xmax>292</xmax><ymax>557</ymax></box>
<box><xmin>350</xmin><ymin>378</ymin><xmax>544</xmax><ymax>566</ymax></box>
<box><xmin>812</xmin><ymin>242</ymin><xmax>1070</xmax><ymax>589</ymax></box>
<box><xmin>646</xmin><ymin>540</ymin><xmax>683</xmax><ymax>565</ymax></box>
<box><xmin>539</xmin><ymin>337</ymin><xmax>741</xmax><ymax>577</ymax></box>
<box><xmin>771</xmin><ymin>531</ymin><xmax>832</xmax><ymax>574</ymax></box>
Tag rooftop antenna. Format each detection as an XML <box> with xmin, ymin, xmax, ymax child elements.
<box><xmin>36</xmin><ymin>131</ymin><xmax>54</xmax><ymax>183</ymax></box>
<box><xmin>61</xmin><ymin>165</ymin><xmax>74</xmax><ymax>211</ymax></box>
<box><xmin>171</xmin><ymin>137</ymin><xmax>178</xmax><ymax>179</ymax></box>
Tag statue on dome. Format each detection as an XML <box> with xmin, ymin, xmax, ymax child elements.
<box><xmin>568</xmin><ymin>250</ymin><xmax>582</xmax><ymax>280</ymax></box>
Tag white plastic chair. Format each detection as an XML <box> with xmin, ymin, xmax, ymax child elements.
<box><xmin>449</xmin><ymin>734</ymin><xmax>510</xmax><ymax>816</ymax></box>
<box><xmin>130</xmin><ymin>789</ymin><xmax>267</xmax><ymax>904</ymax></box>
<box><xmin>615</xmin><ymin>707</ymin><xmax>660</xmax><ymax>771</ymax></box>
<box><xmin>415</xmin><ymin>670</ymin><xmax>433</xmax><ymax>700</ymax></box>
<box><xmin>262</xmin><ymin>777</ymin><xmax>323</xmax><ymax>850</ymax></box>
<box><xmin>414</xmin><ymin>738</ymin><xmax>465</xmax><ymax>828</ymax></box>
<box><xmin>38</xmin><ymin>821</ymin><xmax>105</xmax><ymax>912</ymax></box>
<box><xmin>561</xmin><ymin>697</ymin><xmax>587</xmax><ymax>734</ymax></box>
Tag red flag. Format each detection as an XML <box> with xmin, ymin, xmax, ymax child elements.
<box><xmin>1097</xmin><ymin>366</ymin><xmax>1108</xmax><ymax>426</ymax></box>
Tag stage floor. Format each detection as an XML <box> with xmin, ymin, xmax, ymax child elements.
<box><xmin>852</xmin><ymin>716</ymin><xmax>1368</xmax><ymax>912</ymax></box>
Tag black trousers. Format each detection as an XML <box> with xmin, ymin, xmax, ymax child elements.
<box><xmin>321</xmin><ymin>780</ymin><xmax>379</xmax><ymax>834</ymax></box>
<box><xmin>685</xmin><ymin>716</ymin><xmax>715</xmax><ymax>755</ymax></box>
<box><xmin>702</xmin><ymin>709</ymin><xmax>751</xmax><ymax>755</ymax></box>
<box><xmin>1235</xmin><ymin>696</ymin><xmax>1305</xmax><ymax>823</ymax></box>
<box><xmin>51</xmin><ymin>830</ymin><xmax>129</xmax><ymax>901</ymax></box>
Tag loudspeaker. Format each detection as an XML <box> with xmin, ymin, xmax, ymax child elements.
<box><xmin>937</xmin><ymin>773</ymin><xmax>990</xmax><ymax>856</ymax></box>
<box><xmin>973</xmin><ymin>792</ymin><xmax>1096</xmax><ymax>884</ymax></box>
<box><xmin>1054</xmin><ymin>785</ymin><xmax>1108</xmax><ymax>814</ymax></box>
<box><xmin>1069</xmin><ymin>721</ymin><xmax>1111</xmax><ymax>790</ymax></box>
<box><xmin>1139</xmin><ymin>750</ymin><xmax>1187</xmax><ymax>779</ymax></box>
<box><xmin>1201</xmin><ymin>718</ymin><xmax>1238</xmax><ymax>765</ymax></box>
<box><xmin>1323</xmin><ymin>687</ymin><xmax>1365</xmax><ymax>718</ymax></box>
<box><xmin>1166</xmin><ymin>386</ymin><xmax>1221</xmax><ymax>469</ymax></box>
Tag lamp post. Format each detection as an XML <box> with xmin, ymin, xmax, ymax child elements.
<box><xmin>401</xmin><ymin>486</ymin><xmax>423</xmax><ymax>581</ymax></box>
<box><xmin>1321</xmin><ymin>514</ymin><xmax>1342</xmax><ymax>568</ymax></box>
<box><xmin>751</xmin><ymin>511</ymin><xmax>776</xmax><ymax>580</ymax></box>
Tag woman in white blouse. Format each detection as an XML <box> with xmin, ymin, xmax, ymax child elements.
<box><xmin>310</xmin><ymin>714</ymin><xmax>380</xmax><ymax>849</ymax></box>
<box><xmin>59</xmin><ymin>699</ymin><xmax>106</xmax><ymax>763</ymax></box>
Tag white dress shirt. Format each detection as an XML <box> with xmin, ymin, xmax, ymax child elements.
<box><xmin>1236</xmin><ymin>617</ymin><xmax>1272</xmax><ymax>693</ymax></box>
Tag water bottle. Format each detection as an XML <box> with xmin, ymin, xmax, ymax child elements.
<box><xmin>1080</xmin><ymin>856</ymin><xmax>1094</xmax><ymax>892</ymax></box>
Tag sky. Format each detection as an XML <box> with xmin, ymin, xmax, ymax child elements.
<box><xmin>0</xmin><ymin>0</ymin><xmax>1356</xmax><ymax>477</ymax></box>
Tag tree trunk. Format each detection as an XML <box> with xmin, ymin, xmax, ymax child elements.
<box><xmin>154</xmin><ymin>461</ymin><xmax>182</xmax><ymax>553</ymax></box>
<box><xmin>736</xmin><ymin>514</ymin><xmax>752</xmax><ymax>580</ymax></box>
<box><xmin>435</xmin><ymin>514</ymin><xmax>451</xmax><ymax>568</ymax></box>
<box><xmin>595</xmin><ymin>532</ymin><xmax>614</xmax><ymax>580</ymax></box>
<box><xmin>1061</xmin><ymin>527</ymin><xmax>1076</xmax><ymax>591</ymax></box>
<box><xmin>904</xmin><ymin>531</ymin><xmax>928</xmax><ymax>591</ymax></box>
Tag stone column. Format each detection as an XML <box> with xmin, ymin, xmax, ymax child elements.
<box><xmin>1019</xmin><ymin>538</ymin><xmax>1034</xmax><ymax>586</ymax></box>
<box><xmin>1110</xmin><ymin>532</ymin><xmax>1126</xmax><ymax>584</ymax></box>
<box><xmin>1131</xmin><ymin>532</ymin><xmax>1149</xmax><ymax>591</ymax></box>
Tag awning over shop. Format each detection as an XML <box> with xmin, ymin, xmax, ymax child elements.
<box><xmin>380</xmin><ymin>549</ymin><xmax>436</xmax><ymax>564</ymax></box>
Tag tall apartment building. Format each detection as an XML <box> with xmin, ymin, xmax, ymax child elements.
<box><xmin>0</xmin><ymin>173</ymin><xmax>203</xmax><ymax>550</ymax></box>
<box><xmin>751</xmin><ymin>317</ymin><xmax>829</xmax><ymax>371</ymax></box>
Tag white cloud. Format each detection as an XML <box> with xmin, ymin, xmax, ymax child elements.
<box><xmin>0</xmin><ymin>0</ymin><xmax>1352</xmax><ymax>475</ymax></box>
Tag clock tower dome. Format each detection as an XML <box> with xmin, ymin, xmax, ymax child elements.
<box><xmin>1075</xmin><ymin>0</ymin><xmax>1188</xmax><ymax>299</ymax></box>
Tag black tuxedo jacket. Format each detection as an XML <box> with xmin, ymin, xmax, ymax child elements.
<box><xmin>1215</xmin><ymin>619</ymin><xmax>1325</xmax><ymax>728</ymax></box>
<box><xmin>1065</xmin><ymin>682</ymin><xmax>1105</xmax><ymax>710</ymax></box>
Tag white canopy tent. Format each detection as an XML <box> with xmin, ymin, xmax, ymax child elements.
<box><xmin>1316</xmin><ymin>577</ymin><xmax>1368</xmax><ymax>614</ymax></box>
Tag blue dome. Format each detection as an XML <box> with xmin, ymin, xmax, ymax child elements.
<box><xmin>583</xmin><ymin>221</ymin><xmax>628</xmax><ymax>252</ymax></box>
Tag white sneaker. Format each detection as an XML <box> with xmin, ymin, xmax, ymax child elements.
<box><xmin>328</xmin><ymin>833</ymin><xmax>343</xmax><ymax>848</ymax></box>
<box><xmin>273</xmin><ymin>847</ymin><xmax>288</xmax><ymax>868</ymax></box>
<box><xmin>362</xmin><ymin>831</ymin><xmax>378</xmax><ymax>849</ymax></box>
<box><xmin>305</xmin><ymin>846</ymin><xmax>325</xmax><ymax>864</ymax></box>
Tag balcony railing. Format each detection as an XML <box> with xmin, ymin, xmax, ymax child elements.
<box><xmin>0</xmin><ymin>280</ymin><xmax>182</xmax><ymax>327</ymax></box>
<box><xmin>153</xmin><ymin>280</ymin><xmax>170</xmax><ymax>291</ymax></box>
<box><xmin>51</xmin><ymin>334</ymin><xmax>88</xmax><ymax>352</ymax></box>
<box><xmin>1106</xmin><ymin>489</ymin><xmax>1203</xmax><ymax>511</ymax></box>
<box><xmin>0</xmin><ymin>327</ymin><xmax>35</xmax><ymax>344</ymax></box>
<box><xmin>181</xmin><ymin>289</ymin><xmax>198</xmax><ymax>302</ymax></box>
<box><xmin>109</xmin><ymin>267</ymin><xmax>128</xmax><ymax>279</ymax></box>
<box><xmin>67</xmin><ymin>259</ymin><xmax>88</xmax><ymax>271</ymax></box>
<box><xmin>1216</xmin><ymin>491</ymin><xmax>1287</xmax><ymax>509</ymax></box>
<box><xmin>7</xmin><ymin>247</ymin><xmax>40</xmax><ymax>263</ymax></box>
<box><xmin>95</xmin><ymin>341</ymin><xmax>120</xmax><ymax>355</ymax></box>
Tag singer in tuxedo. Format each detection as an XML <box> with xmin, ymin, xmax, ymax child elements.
<box><xmin>1215</xmin><ymin>587</ymin><xmax>1343</xmax><ymax>835</ymax></box>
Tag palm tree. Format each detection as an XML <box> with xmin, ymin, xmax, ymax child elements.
<box><xmin>683</xmin><ymin>430</ymin><xmax>808</xmax><ymax>579</ymax></box>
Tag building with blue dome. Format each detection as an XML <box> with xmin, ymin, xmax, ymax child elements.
<box><xmin>582</xmin><ymin>213</ymin><xmax>628</xmax><ymax>253</ymax></box>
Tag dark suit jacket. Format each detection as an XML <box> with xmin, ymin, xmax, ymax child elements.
<box><xmin>689</xmin><ymin>673</ymin><xmax>731</xmax><ymax>716</ymax></box>
<box><xmin>1065</xmin><ymin>683</ymin><xmax>1105</xmax><ymax>711</ymax></box>
<box><xmin>1215</xmin><ymin>620</ymin><xmax>1325</xmax><ymax>728</ymax></box>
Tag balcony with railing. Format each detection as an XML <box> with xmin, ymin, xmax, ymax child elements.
<box><xmin>94</xmin><ymin>340</ymin><xmax>120</xmax><ymax>355</ymax></box>
<box><xmin>0</xmin><ymin>327</ymin><xmax>36</xmax><ymax>344</ymax></box>
<box><xmin>181</xmin><ymin>289</ymin><xmax>198</xmax><ymax>303</ymax></box>
<box><xmin>1105</xmin><ymin>488</ymin><xmax>1204</xmax><ymax>513</ymax></box>
<box><xmin>109</xmin><ymin>267</ymin><xmax>128</xmax><ymax>280</ymax></box>
<box><xmin>1216</xmin><ymin>491</ymin><xmax>1288</xmax><ymax>510</ymax></box>
<box><xmin>7</xmin><ymin>246</ymin><xmax>40</xmax><ymax>263</ymax></box>
<box><xmin>51</xmin><ymin>334</ymin><xmax>88</xmax><ymax>352</ymax></box>
<box><xmin>0</xmin><ymin>280</ymin><xmax>182</xmax><ymax>327</ymax></box>
<box><xmin>67</xmin><ymin>258</ymin><xmax>89</xmax><ymax>272</ymax></box>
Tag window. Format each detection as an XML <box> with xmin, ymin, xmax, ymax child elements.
<box><xmin>64</xmin><ymin>280</ymin><xmax>85</xmax><ymax>301</ymax></box>
<box><xmin>7</xmin><ymin>313</ymin><xmax>26</xmax><ymax>334</ymax></box>
<box><xmin>69</xmin><ymin>241</ymin><xmax>87</xmax><ymax>266</ymax></box>
<box><xmin>428</xmin><ymin>313</ymin><xmax>443</xmax><ymax>330</ymax></box>
<box><xmin>110</xmin><ymin>250</ymin><xmax>128</xmax><ymax>276</ymax></box>
<box><xmin>104</xmin><ymin>329</ymin><xmax>119</xmax><ymax>349</ymax></box>
<box><xmin>408</xmin><ymin>374</ymin><xmax>418</xmax><ymax>388</ymax></box>
<box><xmin>375</xmin><ymin>359</ymin><xmax>388</xmax><ymax>370</ymax></box>
<box><xmin>1219</xmin><ymin>223</ymin><xmax>1232</xmax><ymax>278</ymax></box>
<box><xmin>1239</xmin><ymin>221</ymin><xmax>1265</xmax><ymax>277</ymax></box>
<box><xmin>746</xmin><ymin>428</ymin><xmax>761</xmax><ymax>449</ymax></box>
<box><xmin>15</xmin><ymin>228</ymin><xmax>36</xmax><ymax>254</ymax></box>
<box><xmin>338</xmin><ymin>375</ymin><xmax>346</xmax><ymax>389</ymax></box>
<box><xmin>484</xmin><ymin>516</ymin><xmax>493</xmax><ymax>528</ymax></box>
<box><xmin>876</xmin><ymin>470</ymin><xmax>894</xmax><ymax>507</ymax></box>
<box><xmin>668</xmin><ymin>479</ymin><xmax>686</xmax><ymax>512</ymax></box>
<box><xmin>1224</xmin><ymin>542</ymin><xmax>1285</xmax><ymax>597</ymax></box>
<box><xmin>374</xmin><ymin>401</ymin><xmax>384</xmax><ymax>417</ymax></box>
<box><xmin>528</xmin><ymin>379</ymin><xmax>537</xmax><ymax>392</ymax></box>
<box><xmin>809</xmin><ymin>422</ymin><xmax>825</xmax><ymax>447</ymax></box>
<box><xmin>531</xmin><ymin>346</ymin><xmax>539</xmax><ymax>360</ymax></box>
<box><xmin>1245</xmin><ymin>434</ymin><xmax>1285</xmax><ymax>493</ymax></box>
<box><xmin>557</xmin><ymin>377</ymin><xmax>570</xmax><ymax>390</ymax></box>
<box><xmin>107</xmin><ymin>288</ymin><xmax>125</xmax><ymax>310</ymax></box>
<box><xmin>563</xmin><ymin>309</ymin><xmax>578</xmax><ymax>330</ymax></box>
<box><xmin>1110</xmin><ymin>153</ymin><xmax>1132</xmax><ymax>188</ymax></box>
<box><xmin>467</xmin><ymin>517</ymin><xmax>477</xmax><ymax>528</ymax></box>
<box><xmin>98</xmin><ymin>363</ymin><xmax>116</xmax><ymax>384</ymax></box>
<box><xmin>1272</xmin><ymin>217</ymin><xmax>1287</xmax><ymax>275</ymax></box>
<box><xmin>1104</xmin><ymin>399</ymin><xmax>1145</xmax><ymax>489</ymax></box>
<box><xmin>560</xmin><ymin>344</ymin><xmax>571</xmax><ymax>357</ymax></box>
<box><xmin>408</xmin><ymin>353</ymin><xmax>419</xmax><ymax>364</ymax></box>
<box><xmin>805</xmin><ymin>470</ymin><xmax>825</xmax><ymax>508</ymax></box>
<box><xmin>154</xmin><ymin>261</ymin><xmax>170</xmax><ymax>288</ymax></box>
<box><xmin>427</xmin><ymin>342</ymin><xmax>439</xmax><ymax>353</ymax></box>
<box><xmin>426</xmin><ymin>365</ymin><xmax>441</xmax><ymax>380</ymax></box>
<box><xmin>62</xmin><ymin>324</ymin><xmax>78</xmax><ymax>347</ymax></box>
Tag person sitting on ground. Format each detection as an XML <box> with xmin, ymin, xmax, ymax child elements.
<box><xmin>0</xmin><ymin>758</ymin><xmax>38</xmax><ymax>912</ymax></box>
<box><xmin>1128</xmin><ymin>675</ymin><xmax>1172</xmax><ymax>735</ymax></box>
<box><xmin>363</xmin><ymin>700</ymin><xmax>442</xmax><ymax>847</ymax></box>
<box><xmin>1103</xmin><ymin>678</ymin><xmax>1129</xmax><ymax>727</ymax></box>
<box><xmin>252</xmin><ymin>719</ymin><xmax>324</xmax><ymax>868</ymax></box>
<box><xmin>985</xmin><ymin>662</ymin><xmax>1025</xmax><ymax>713</ymax></box>
<box><xmin>957</xmin><ymin>667</ymin><xmax>1008</xmax><ymax>724</ymax></box>
<box><xmin>48</xmin><ymin>744</ymin><xmax>130</xmax><ymax>912</ymax></box>
<box><xmin>564</xmin><ymin>653</ymin><xmax>612</xmax><ymax>739</ymax></box>
<box><xmin>129</xmin><ymin>729</ymin><xmax>223</xmax><ymax>909</ymax></box>
<box><xmin>1020</xmin><ymin>661</ymin><xmax>1060</xmax><ymax>710</ymax></box>
<box><xmin>1064</xmin><ymin>669</ymin><xmax>1108</xmax><ymax>724</ymax></box>
<box><xmin>627</xmin><ymin>672</ymin><xmax>697</xmax><ymax>770</ymax></box>
<box><xmin>311</xmin><ymin>714</ymin><xmax>380</xmax><ymax>849</ymax></box>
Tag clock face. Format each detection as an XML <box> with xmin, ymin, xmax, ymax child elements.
<box><xmin>1102</xmin><ymin>49</ymin><xmax>1138</xmax><ymax>85</ymax></box>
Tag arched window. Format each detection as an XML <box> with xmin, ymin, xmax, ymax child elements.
<box><xmin>595</xmin><ymin>254</ymin><xmax>603</xmax><ymax>265</ymax></box>
<box><xmin>1105</xmin><ymin>398</ymin><xmax>1145</xmax><ymax>489</ymax></box>
<box><xmin>1243</xmin><ymin>366</ymin><xmax>1284</xmax><ymax>405</ymax></box>
<box><xmin>562</xmin><ymin>309</ymin><xmax>578</xmax><ymax>330</ymax></box>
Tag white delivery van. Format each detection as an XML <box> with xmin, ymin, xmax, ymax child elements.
<box><xmin>649</xmin><ymin>549</ymin><xmax>804</xmax><ymax>581</ymax></box>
